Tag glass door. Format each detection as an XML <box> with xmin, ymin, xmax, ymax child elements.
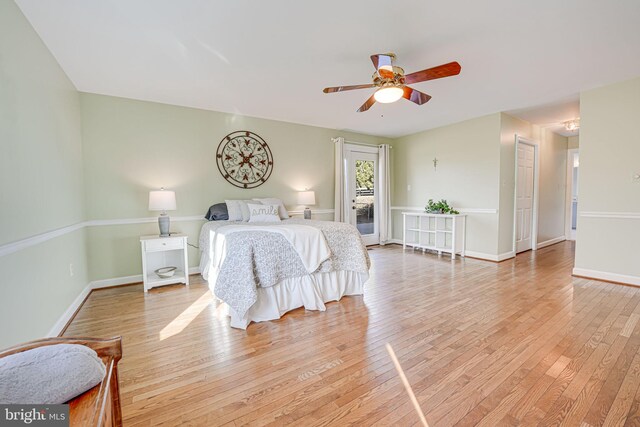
<box><xmin>348</xmin><ymin>150</ymin><xmax>379</xmax><ymax>245</ymax></box>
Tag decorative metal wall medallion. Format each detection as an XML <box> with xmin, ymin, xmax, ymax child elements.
<box><xmin>216</xmin><ymin>131</ymin><xmax>273</xmax><ymax>189</ymax></box>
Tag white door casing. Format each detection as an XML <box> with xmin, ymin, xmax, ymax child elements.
<box><xmin>345</xmin><ymin>144</ymin><xmax>379</xmax><ymax>246</ymax></box>
<box><xmin>564</xmin><ymin>148</ymin><xmax>579</xmax><ymax>240</ymax></box>
<box><xmin>513</xmin><ymin>135</ymin><xmax>539</xmax><ymax>254</ymax></box>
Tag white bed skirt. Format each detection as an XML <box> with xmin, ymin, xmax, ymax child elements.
<box><xmin>223</xmin><ymin>271</ymin><xmax>367</xmax><ymax>329</ymax></box>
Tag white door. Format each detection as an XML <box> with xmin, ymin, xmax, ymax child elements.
<box><xmin>516</xmin><ymin>143</ymin><xmax>535</xmax><ymax>253</ymax></box>
<box><xmin>347</xmin><ymin>150</ymin><xmax>379</xmax><ymax>246</ymax></box>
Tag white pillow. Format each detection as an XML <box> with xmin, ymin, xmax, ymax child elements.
<box><xmin>225</xmin><ymin>200</ymin><xmax>243</xmax><ymax>221</ymax></box>
<box><xmin>248</xmin><ymin>203</ymin><xmax>281</xmax><ymax>223</ymax></box>
<box><xmin>253</xmin><ymin>198</ymin><xmax>290</xmax><ymax>219</ymax></box>
<box><xmin>0</xmin><ymin>344</ymin><xmax>106</xmax><ymax>404</ymax></box>
<box><xmin>225</xmin><ymin>200</ymin><xmax>255</xmax><ymax>221</ymax></box>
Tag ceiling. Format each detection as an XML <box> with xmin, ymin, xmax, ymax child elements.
<box><xmin>15</xmin><ymin>0</ymin><xmax>640</xmax><ymax>138</ymax></box>
<box><xmin>508</xmin><ymin>97</ymin><xmax>581</xmax><ymax>137</ymax></box>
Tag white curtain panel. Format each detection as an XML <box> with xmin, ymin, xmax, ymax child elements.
<box><xmin>333</xmin><ymin>137</ymin><xmax>346</xmax><ymax>222</ymax></box>
<box><xmin>378</xmin><ymin>144</ymin><xmax>391</xmax><ymax>244</ymax></box>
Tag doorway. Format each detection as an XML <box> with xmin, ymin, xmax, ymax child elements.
<box><xmin>345</xmin><ymin>144</ymin><xmax>379</xmax><ymax>246</ymax></box>
<box><xmin>514</xmin><ymin>136</ymin><xmax>539</xmax><ymax>254</ymax></box>
<box><xmin>565</xmin><ymin>149</ymin><xmax>579</xmax><ymax>240</ymax></box>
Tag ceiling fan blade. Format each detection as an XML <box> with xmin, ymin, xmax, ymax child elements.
<box><xmin>357</xmin><ymin>94</ymin><xmax>376</xmax><ymax>112</ymax></box>
<box><xmin>403</xmin><ymin>87</ymin><xmax>432</xmax><ymax>105</ymax></box>
<box><xmin>370</xmin><ymin>53</ymin><xmax>395</xmax><ymax>79</ymax></box>
<box><xmin>404</xmin><ymin>61</ymin><xmax>461</xmax><ymax>85</ymax></box>
<box><xmin>323</xmin><ymin>84</ymin><xmax>375</xmax><ymax>93</ymax></box>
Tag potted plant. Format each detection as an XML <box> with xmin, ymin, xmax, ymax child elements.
<box><xmin>425</xmin><ymin>199</ymin><xmax>460</xmax><ymax>215</ymax></box>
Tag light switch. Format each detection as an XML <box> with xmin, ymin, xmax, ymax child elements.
<box><xmin>633</xmin><ymin>173</ymin><xmax>640</xmax><ymax>182</ymax></box>
<box><xmin>407</xmin><ymin>184</ymin><xmax>411</xmax><ymax>191</ymax></box>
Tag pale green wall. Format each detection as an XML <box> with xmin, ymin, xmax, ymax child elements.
<box><xmin>0</xmin><ymin>0</ymin><xmax>88</xmax><ymax>347</ymax></box>
<box><xmin>497</xmin><ymin>113</ymin><xmax>533</xmax><ymax>255</ymax></box>
<box><xmin>537</xmin><ymin>129</ymin><xmax>568</xmax><ymax>243</ymax></box>
<box><xmin>391</xmin><ymin>113</ymin><xmax>502</xmax><ymax>256</ymax></box>
<box><xmin>391</xmin><ymin>111</ymin><xmax>567</xmax><ymax>259</ymax></box>
<box><xmin>497</xmin><ymin>116</ymin><xmax>569</xmax><ymax>253</ymax></box>
<box><xmin>0</xmin><ymin>231</ymin><xmax>88</xmax><ymax>346</ymax></box>
<box><xmin>575</xmin><ymin>77</ymin><xmax>640</xmax><ymax>278</ymax></box>
<box><xmin>568</xmin><ymin>135</ymin><xmax>579</xmax><ymax>149</ymax></box>
<box><xmin>80</xmin><ymin>93</ymin><xmax>391</xmax><ymax>281</ymax></box>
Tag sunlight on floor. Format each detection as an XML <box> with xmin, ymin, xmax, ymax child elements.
<box><xmin>159</xmin><ymin>292</ymin><xmax>213</xmax><ymax>340</ymax></box>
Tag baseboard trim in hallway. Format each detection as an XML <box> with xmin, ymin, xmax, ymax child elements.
<box><xmin>573</xmin><ymin>267</ymin><xmax>640</xmax><ymax>287</ymax></box>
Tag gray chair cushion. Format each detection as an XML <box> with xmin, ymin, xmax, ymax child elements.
<box><xmin>0</xmin><ymin>344</ymin><xmax>106</xmax><ymax>404</ymax></box>
<box><xmin>205</xmin><ymin>202</ymin><xmax>229</xmax><ymax>221</ymax></box>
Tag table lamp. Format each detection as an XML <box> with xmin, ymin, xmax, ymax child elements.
<box><xmin>149</xmin><ymin>188</ymin><xmax>176</xmax><ymax>236</ymax></box>
<box><xmin>297</xmin><ymin>190</ymin><xmax>315</xmax><ymax>220</ymax></box>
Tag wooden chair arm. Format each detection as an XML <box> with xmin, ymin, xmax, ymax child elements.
<box><xmin>0</xmin><ymin>337</ymin><xmax>122</xmax><ymax>361</ymax></box>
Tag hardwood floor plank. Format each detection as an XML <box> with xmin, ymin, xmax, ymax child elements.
<box><xmin>603</xmin><ymin>352</ymin><xmax>640</xmax><ymax>426</ymax></box>
<box><xmin>61</xmin><ymin>241</ymin><xmax>640</xmax><ymax>426</ymax></box>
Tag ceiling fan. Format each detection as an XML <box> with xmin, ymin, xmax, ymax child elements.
<box><xmin>323</xmin><ymin>53</ymin><xmax>461</xmax><ymax>112</ymax></box>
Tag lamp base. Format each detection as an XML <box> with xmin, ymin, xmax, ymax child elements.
<box><xmin>303</xmin><ymin>207</ymin><xmax>312</xmax><ymax>220</ymax></box>
<box><xmin>158</xmin><ymin>214</ymin><xmax>171</xmax><ymax>237</ymax></box>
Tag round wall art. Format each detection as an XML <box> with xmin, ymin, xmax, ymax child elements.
<box><xmin>216</xmin><ymin>131</ymin><xmax>273</xmax><ymax>189</ymax></box>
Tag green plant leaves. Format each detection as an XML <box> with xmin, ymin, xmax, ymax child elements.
<box><xmin>425</xmin><ymin>199</ymin><xmax>459</xmax><ymax>215</ymax></box>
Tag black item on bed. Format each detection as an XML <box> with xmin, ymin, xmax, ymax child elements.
<box><xmin>205</xmin><ymin>203</ymin><xmax>229</xmax><ymax>221</ymax></box>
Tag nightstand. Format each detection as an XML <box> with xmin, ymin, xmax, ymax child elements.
<box><xmin>140</xmin><ymin>233</ymin><xmax>189</xmax><ymax>292</ymax></box>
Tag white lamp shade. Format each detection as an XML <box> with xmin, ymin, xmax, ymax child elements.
<box><xmin>149</xmin><ymin>190</ymin><xmax>176</xmax><ymax>211</ymax></box>
<box><xmin>297</xmin><ymin>190</ymin><xmax>316</xmax><ymax>206</ymax></box>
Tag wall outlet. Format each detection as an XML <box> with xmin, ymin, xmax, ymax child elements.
<box><xmin>69</xmin><ymin>263</ymin><xmax>74</xmax><ymax>277</ymax></box>
<box><xmin>407</xmin><ymin>184</ymin><xmax>411</xmax><ymax>192</ymax></box>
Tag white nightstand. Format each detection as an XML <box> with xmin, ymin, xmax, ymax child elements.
<box><xmin>140</xmin><ymin>233</ymin><xmax>189</xmax><ymax>292</ymax></box>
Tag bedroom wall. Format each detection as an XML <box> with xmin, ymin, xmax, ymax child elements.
<box><xmin>568</xmin><ymin>135</ymin><xmax>579</xmax><ymax>149</ymax></box>
<box><xmin>80</xmin><ymin>93</ymin><xmax>392</xmax><ymax>282</ymax></box>
<box><xmin>574</xmin><ymin>77</ymin><xmax>640</xmax><ymax>284</ymax></box>
<box><xmin>390</xmin><ymin>113</ymin><xmax>503</xmax><ymax>258</ymax></box>
<box><xmin>537</xmin><ymin>128</ymin><xmax>568</xmax><ymax>244</ymax></box>
<box><xmin>496</xmin><ymin>116</ymin><xmax>569</xmax><ymax>254</ymax></box>
<box><xmin>497</xmin><ymin>113</ymin><xmax>533</xmax><ymax>256</ymax></box>
<box><xmin>0</xmin><ymin>1</ymin><xmax>88</xmax><ymax>347</ymax></box>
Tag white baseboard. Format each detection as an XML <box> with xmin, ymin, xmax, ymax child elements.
<box><xmin>572</xmin><ymin>268</ymin><xmax>640</xmax><ymax>286</ymax></box>
<box><xmin>537</xmin><ymin>236</ymin><xmax>566</xmax><ymax>249</ymax></box>
<box><xmin>497</xmin><ymin>251</ymin><xmax>516</xmax><ymax>261</ymax></box>
<box><xmin>48</xmin><ymin>266</ymin><xmax>202</xmax><ymax>337</ymax></box>
<box><xmin>46</xmin><ymin>283</ymin><xmax>93</xmax><ymax>338</ymax></box>
<box><xmin>465</xmin><ymin>250</ymin><xmax>515</xmax><ymax>262</ymax></box>
<box><xmin>387</xmin><ymin>239</ymin><xmax>516</xmax><ymax>262</ymax></box>
<box><xmin>91</xmin><ymin>266</ymin><xmax>201</xmax><ymax>289</ymax></box>
<box><xmin>388</xmin><ymin>239</ymin><xmax>514</xmax><ymax>262</ymax></box>
<box><xmin>91</xmin><ymin>274</ymin><xmax>143</xmax><ymax>289</ymax></box>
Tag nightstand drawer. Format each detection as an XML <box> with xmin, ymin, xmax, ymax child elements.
<box><xmin>145</xmin><ymin>238</ymin><xmax>183</xmax><ymax>252</ymax></box>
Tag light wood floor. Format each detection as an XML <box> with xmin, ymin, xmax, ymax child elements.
<box><xmin>65</xmin><ymin>242</ymin><xmax>640</xmax><ymax>426</ymax></box>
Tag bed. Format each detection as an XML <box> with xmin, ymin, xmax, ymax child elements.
<box><xmin>199</xmin><ymin>218</ymin><xmax>370</xmax><ymax>329</ymax></box>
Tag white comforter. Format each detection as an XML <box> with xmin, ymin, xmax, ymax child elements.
<box><xmin>207</xmin><ymin>223</ymin><xmax>331</xmax><ymax>274</ymax></box>
<box><xmin>198</xmin><ymin>219</ymin><xmax>370</xmax><ymax>319</ymax></box>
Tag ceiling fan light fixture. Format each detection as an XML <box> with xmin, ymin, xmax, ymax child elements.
<box><xmin>374</xmin><ymin>86</ymin><xmax>404</xmax><ymax>104</ymax></box>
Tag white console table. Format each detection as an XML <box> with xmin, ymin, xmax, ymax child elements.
<box><xmin>402</xmin><ymin>212</ymin><xmax>466</xmax><ymax>259</ymax></box>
